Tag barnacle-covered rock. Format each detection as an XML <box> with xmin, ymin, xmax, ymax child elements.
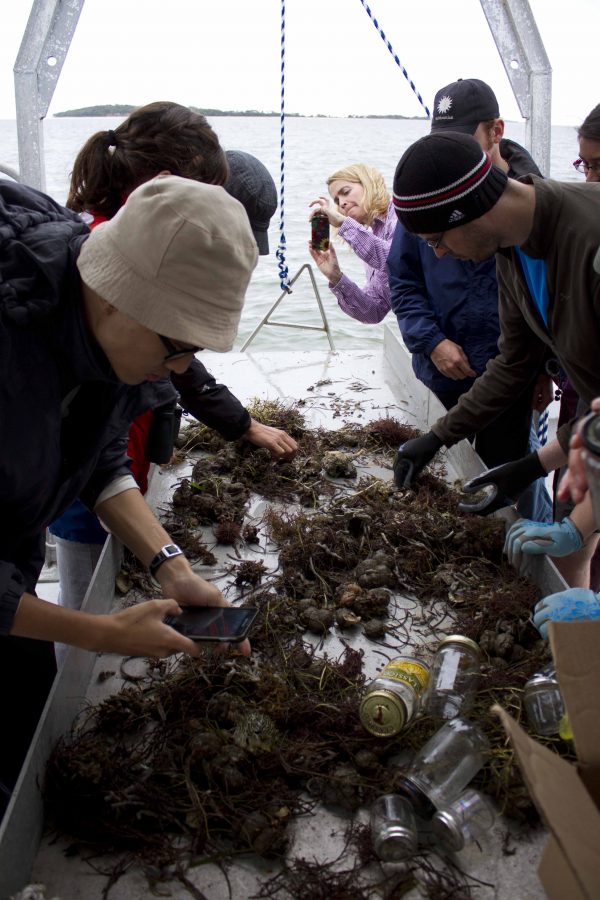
<box><xmin>353</xmin><ymin>588</ymin><xmax>391</xmax><ymax>619</ymax></box>
<box><xmin>322</xmin><ymin>451</ymin><xmax>357</xmax><ymax>479</ymax></box>
<box><xmin>355</xmin><ymin>550</ymin><xmax>395</xmax><ymax>589</ymax></box>
<box><xmin>302</xmin><ymin>606</ymin><xmax>334</xmax><ymax>634</ymax></box>
<box><xmin>337</xmin><ymin>582</ymin><xmax>364</xmax><ymax>607</ymax></box>
<box><xmin>335</xmin><ymin>608</ymin><xmax>361</xmax><ymax>629</ymax></box>
<box><xmin>362</xmin><ymin>619</ymin><xmax>387</xmax><ymax>640</ymax></box>
<box><xmin>494</xmin><ymin>632</ymin><xmax>515</xmax><ymax>658</ymax></box>
<box><xmin>319</xmin><ymin>763</ymin><xmax>363</xmax><ymax>811</ymax></box>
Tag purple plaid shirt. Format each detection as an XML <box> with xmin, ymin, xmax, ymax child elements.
<box><xmin>330</xmin><ymin>200</ymin><xmax>397</xmax><ymax>324</ymax></box>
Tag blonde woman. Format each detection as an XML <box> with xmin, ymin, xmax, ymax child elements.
<box><xmin>308</xmin><ymin>163</ymin><xmax>396</xmax><ymax>323</ymax></box>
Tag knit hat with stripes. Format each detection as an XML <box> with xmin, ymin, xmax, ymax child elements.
<box><xmin>392</xmin><ymin>132</ymin><xmax>508</xmax><ymax>234</ymax></box>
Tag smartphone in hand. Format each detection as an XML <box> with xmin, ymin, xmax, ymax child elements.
<box><xmin>164</xmin><ymin>606</ymin><xmax>258</xmax><ymax>642</ymax></box>
<box><xmin>311</xmin><ymin>214</ymin><xmax>330</xmax><ymax>251</ymax></box>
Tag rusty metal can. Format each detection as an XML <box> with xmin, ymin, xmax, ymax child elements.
<box><xmin>359</xmin><ymin>656</ymin><xmax>430</xmax><ymax>737</ymax></box>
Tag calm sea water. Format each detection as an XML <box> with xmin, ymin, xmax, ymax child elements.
<box><xmin>0</xmin><ymin>115</ymin><xmax>582</xmax><ymax>351</ymax></box>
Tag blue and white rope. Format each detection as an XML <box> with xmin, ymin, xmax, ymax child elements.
<box><xmin>358</xmin><ymin>0</ymin><xmax>430</xmax><ymax>117</ymax></box>
<box><xmin>276</xmin><ymin>0</ymin><xmax>292</xmax><ymax>293</ymax></box>
<box><xmin>537</xmin><ymin>409</ymin><xmax>549</xmax><ymax>446</ymax></box>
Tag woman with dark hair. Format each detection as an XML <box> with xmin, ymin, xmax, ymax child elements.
<box><xmin>50</xmin><ymin>103</ymin><xmax>296</xmax><ymax>655</ymax></box>
<box><xmin>66</xmin><ymin>100</ymin><xmax>228</xmax><ymax>218</ymax></box>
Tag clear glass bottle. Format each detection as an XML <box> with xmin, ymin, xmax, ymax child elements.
<box><xmin>370</xmin><ymin>794</ymin><xmax>418</xmax><ymax>861</ymax></box>
<box><xmin>523</xmin><ymin>668</ymin><xmax>565</xmax><ymax>736</ymax></box>
<box><xmin>432</xmin><ymin>788</ymin><xmax>496</xmax><ymax>852</ymax></box>
<box><xmin>359</xmin><ymin>656</ymin><xmax>430</xmax><ymax>737</ymax></box>
<box><xmin>397</xmin><ymin>718</ymin><xmax>490</xmax><ymax>816</ymax></box>
<box><xmin>424</xmin><ymin>635</ymin><xmax>482</xmax><ymax>720</ymax></box>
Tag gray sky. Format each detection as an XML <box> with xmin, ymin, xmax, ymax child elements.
<box><xmin>1</xmin><ymin>0</ymin><xmax>598</xmax><ymax>126</ymax></box>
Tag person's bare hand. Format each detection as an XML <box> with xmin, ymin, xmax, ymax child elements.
<box><xmin>557</xmin><ymin>398</ymin><xmax>600</xmax><ymax>505</ymax></box>
<box><xmin>155</xmin><ymin>567</ymin><xmax>251</xmax><ymax>656</ymax></box>
<box><xmin>309</xmin><ymin>197</ymin><xmax>345</xmax><ymax>228</ymax></box>
<box><xmin>245</xmin><ymin>418</ymin><xmax>298</xmax><ymax>459</ymax></box>
<box><xmin>308</xmin><ymin>243</ymin><xmax>342</xmax><ymax>284</ymax></box>
<box><xmin>96</xmin><ymin>598</ymin><xmax>201</xmax><ymax>658</ymax></box>
<box><xmin>532</xmin><ymin>372</ymin><xmax>554</xmax><ymax>412</ymax></box>
<box><xmin>430</xmin><ymin>338</ymin><xmax>476</xmax><ymax>379</ymax></box>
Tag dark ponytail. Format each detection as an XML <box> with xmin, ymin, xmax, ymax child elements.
<box><xmin>66</xmin><ymin>101</ymin><xmax>228</xmax><ymax>218</ymax></box>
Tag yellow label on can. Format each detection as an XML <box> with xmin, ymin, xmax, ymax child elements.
<box><xmin>380</xmin><ymin>659</ymin><xmax>430</xmax><ymax>695</ymax></box>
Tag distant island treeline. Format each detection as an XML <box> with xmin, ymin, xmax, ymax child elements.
<box><xmin>54</xmin><ymin>104</ymin><xmax>424</xmax><ymax>120</ymax></box>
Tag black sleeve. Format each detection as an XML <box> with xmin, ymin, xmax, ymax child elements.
<box><xmin>170</xmin><ymin>359</ymin><xmax>251</xmax><ymax>441</ymax></box>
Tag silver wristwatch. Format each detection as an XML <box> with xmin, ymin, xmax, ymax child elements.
<box><xmin>148</xmin><ymin>543</ymin><xmax>183</xmax><ymax>578</ymax></box>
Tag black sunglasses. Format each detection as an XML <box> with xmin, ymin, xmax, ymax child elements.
<box><xmin>158</xmin><ymin>334</ymin><xmax>201</xmax><ymax>361</ymax></box>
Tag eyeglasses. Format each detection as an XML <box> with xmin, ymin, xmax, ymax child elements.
<box><xmin>425</xmin><ymin>232</ymin><xmax>446</xmax><ymax>250</ymax></box>
<box><xmin>158</xmin><ymin>334</ymin><xmax>200</xmax><ymax>361</ymax></box>
<box><xmin>573</xmin><ymin>158</ymin><xmax>600</xmax><ymax>176</ymax></box>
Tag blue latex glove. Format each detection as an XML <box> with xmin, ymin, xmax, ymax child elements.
<box><xmin>504</xmin><ymin>517</ymin><xmax>583</xmax><ymax>568</ymax></box>
<box><xmin>533</xmin><ymin>588</ymin><xmax>600</xmax><ymax>638</ymax></box>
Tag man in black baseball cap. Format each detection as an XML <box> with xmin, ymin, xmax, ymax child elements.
<box><xmin>225</xmin><ymin>150</ymin><xmax>278</xmax><ymax>255</ymax></box>
<box><xmin>430</xmin><ymin>78</ymin><xmax>500</xmax><ymax>134</ymax></box>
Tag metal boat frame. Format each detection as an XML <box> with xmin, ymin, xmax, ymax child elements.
<box><xmin>13</xmin><ymin>0</ymin><xmax>552</xmax><ymax>191</ymax></box>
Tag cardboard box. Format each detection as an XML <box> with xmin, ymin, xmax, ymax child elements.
<box><xmin>494</xmin><ymin>619</ymin><xmax>600</xmax><ymax>900</ymax></box>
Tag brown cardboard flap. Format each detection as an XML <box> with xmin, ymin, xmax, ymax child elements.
<box><xmin>539</xmin><ymin>836</ymin><xmax>589</xmax><ymax>900</ymax></box>
<box><xmin>549</xmin><ymin>620</ymin><xmax>600</xmax><ymax>774</ymax></box>
<box><xmin>494</xmin><ymin>705</ymin><xmax>600</xmax><ymax>899</ymax></box>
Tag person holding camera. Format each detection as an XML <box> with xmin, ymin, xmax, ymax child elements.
<box><xmin>308</xmin><ymin>163</ymin><xmax>396</xmax><ymax>324</ymax></box>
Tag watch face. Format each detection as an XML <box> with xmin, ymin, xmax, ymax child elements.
<box><xmin>150</xmin><ymin>544</ymin><xmax>182</xmax><ymax>575</ymax></box>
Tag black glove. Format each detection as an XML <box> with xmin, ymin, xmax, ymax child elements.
<box><xmin>393</xmin><ymin>432</ymin><xmax>443</xmax><ymax>488</ymax></box>
<box><xmin>459</xmin><ymin>451</ymin><xmax>546</xmax><ymax>515</ymax></box>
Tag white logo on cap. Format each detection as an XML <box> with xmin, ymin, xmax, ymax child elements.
<box><xmin>448</xmin><ymin>209</ymin><xmax>466</xmax><ymax>223</ymax></box>
<box><xmin>437</xmin><ymin>95</ymin><xmax>453</xmax><ymax>114</ymax></box>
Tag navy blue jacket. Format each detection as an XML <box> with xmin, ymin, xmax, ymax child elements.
<box><xmin>0</xmin><ymin>180</ymin><xmax>168</xmax><ymax>632</ymax></box>
<box><xmin>387</xmin><ymin>139</ymin><xmax>541</xmax><ymax>395</ymax></box>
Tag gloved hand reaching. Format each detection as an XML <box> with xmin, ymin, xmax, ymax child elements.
<box><xmin>459</xmin><ymin>451</ymin><xmax>546</xmax><ymax>515</ymax></box>
<box><xmin>393</xmin><ymin>432</ymin><xmax>443</xmax><ymax>488</ymax></box>
<box><xmin>504</xmin><ymin>516</ymin><xmax>583</xmax><ymax>568</ymax></box>
<box><xmin>533</xmin><ymin>588</ymin><xmax>600</xmax><ymax>638</ymax></box>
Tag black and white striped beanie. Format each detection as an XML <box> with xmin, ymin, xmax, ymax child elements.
<box><xmin>392</xmin><ymin>132</ymin><xmax>508</xmax><ymax>234</ymax></box>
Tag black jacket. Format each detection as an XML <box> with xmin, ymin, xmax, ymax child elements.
<box><xmin>172</xmin><ymin>360</ymin><xmax>250</xmax><ymax>440</ymax></box>
<box><xmin>0</xmin><ymin>180</ymin><xmax>169</xmax><ymax>631</ymax></box>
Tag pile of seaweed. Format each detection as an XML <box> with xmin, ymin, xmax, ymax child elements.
<box><xmin>44</xmin><ymin>403</ymin><xmax>573</xmax><ymax>897</ymax></box>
